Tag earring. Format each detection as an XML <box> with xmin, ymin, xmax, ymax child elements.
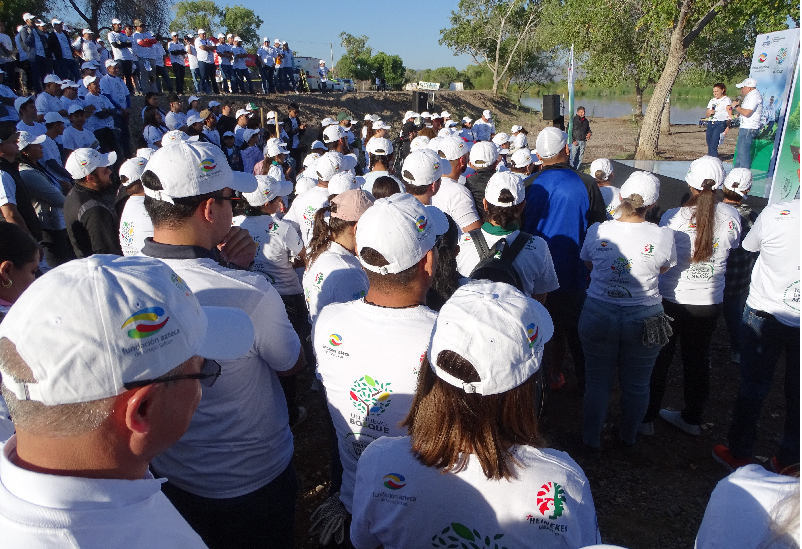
<box><xmin>1</xmin><ymin>279</ymin><xmax>11</xmax><ymax>288</ymax></box>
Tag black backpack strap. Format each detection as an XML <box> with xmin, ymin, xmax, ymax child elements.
<box><xmin>469</xmin><ymin>228</ymin><xmax>491</xmax><ymax>259</ymax></box>
<box><xmin>502</xmin><ymin>231</ymin><xmax>532</xmax><ymax>264</ymax></box>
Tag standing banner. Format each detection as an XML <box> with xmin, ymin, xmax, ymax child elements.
<box><xmin>566</xmin><ymin>45</ymin><xmax>575</xmax><ymax>140</ymax></box>
<box><xmin>768</xmin><ymin>63</ymin><xmax>800</xmax><ymax>204</ymax></box>
<box><xmin>736</xmin><ymin>28</ymin><xmax>800</xmax><ymax>197</ymax></box>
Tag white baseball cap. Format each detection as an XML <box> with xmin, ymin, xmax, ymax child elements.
<box><xmin>420</xmin><ymin>111</ymin><xmax>432</xmax><ymax>119</ymax></box>
<box><xmin>469</xmin><ymin>141</ymin><xmax>499</xmax><ymax>167</ymax></box>
<box><xmin>242</xmin><ymin>174</ymin><xmax>292</xmax><ymax>206</ymax></box>
<box><xmin>437</xmin><ymin>128</ymin><xmax>454</xmax><ymax>138</ymax></box>
<box><xmin>303</xmin><ymin>152</ymin><xmax>320</xmax><ymax>168</ymax></box>
<box><xmin>162</xmin><ymin>130</ymin><xmax>190</xmax><ymax>146</ymax></box>
<box><xmin>23</xmin><ymin>13</ymin><xmax>35</xmax><ymax>21</ymax></box>
<box><xmin>590</xmin><ymin>158</ymin><xmax>613</xmax><ymax>180</ymax></box>
<box><xmin>105</xmin><ymin>59</ymin><xmax>119</xmax><ymax>68</ymax></box>
<box><xmin>410</xmin><ymin>136</ymin><xmax>430</xmax><ymax>151</ymax></box>
<box><xmin>171</xmin><ymin>31</ymin><xmax>178</xmax><ymax>36</ymax></box>
<box><xmin>65</xmin><ymin>148</ymin><xmax>117</xmax><ymax>179</ymax></box>
<box><xmin>482</xmin><ymin>109</ymin><xmax>492</xmax><ymax>119</ymax></box>
<box><xmin>234</xmin><ymin>36</ymin><xmax>242</xmax><ymax>42</ymax></box>
<box><xmin>187</xmin><ymin>95</ymin><xmax>200</xmax><ymax>103</ymax></box>
<box><xmin>263</xmin><ymin>37</ymin><xmax>269</xmax><ymax>42</ymax></box>
<box><xmin>356</xmin><ymin>193</ymin><xmax>448</xmax><ymax>275</ymax></box>
<box><xmin>685</xmin><ymin>156</ymin><xmax>725</xmax><ymax>190</ymax></box>
<box><xmin>119</xmin><ymin>156</ymin><xmax>148</xmax><ymax>186</ymax></box>
<box><xmin>535</xmin><ymin>127</ymin><xmax>568</xmax><ymax>159</ymax></box>
<box><xmin>403</xmin><ymin>111</ymin><xmax>416</xmax><ymax>120</ymax></box>
<box><xmin>365</xmin><ymin>137</ymin><xmax>393</xmax><ymax>155</ymax></box>
<box><xmin>436</xmin><ymin>136</ymin><xmax>468</xmax><ymax>161</ymax></box>
<box><xmin>295</xmin><ymin>175</ymin><xmax>318</xmax><ymax>195</ymax></box>
<box><xmin>17</xmin><ymin>132</ymin><xmax>46</xmax><ymax>150</ymax></box>
<box><xmin>81</xmin><ymin>61</ymin><xmax>98</xmax><ymax>70</ymax></box>
<box><xmin>485</xmin><ymin>172</ymin><xmax>525</xmax><ymax>207</ymax></box>
<box><xmin>492</xmin><ymin>133</ymin><xmax>510</xmax><ymax>146</ymax></box>
<box><xmin>83</xmin><ymin>75</ymin><xmax>99</xmax><ymax>87</ymax></box>
<box><xmin>61</xmin><ymin>80</ymin><xmax>78</xmax><ymax>89</ymax></box>
<box><xmin>427</xmin><ymin>137</ymin><xmax>443</xmax><ymax>152</ymax></box>
<box><xmin>364</xmin><ymin>114</ymin><xmax>373</xmax><ymax>121</ymax></box>
<box><xmin>143</xmin><ymin>141</ymin><xmax>257</xmax><ymax>203</ymax></box>
<box><xmin>67</xmin><ymin>104</ymin><xmax>85</xmax><ymax>114</ymax></box>
<box><xmin>197</xmin><ymin>28</ymin><xmax>205</xmax><ymax>34</ymax></box>
<box><xmin>315</xmin><ymin>152</ymin><xmax>345</xmax><ymax>181</ymax></box>
<box><xmin>43</xmin><ymin>112</ymin><xmax>66</xmax><ymax>125</ymax></box>
<box><xmin>0</xmin><ymin>255</ymin><xmax>255</xmax><ymax>406</ymax></box>
<box><xmin>208</xmin><ymin>100</ymin><xmax>220</xmax><ymax>108</ymax></box>
<box><xmin>274</xmin><ymin>38</ymin><xmax>280</xmax><ymax>43</ymax></box>
<box><xmin>217</xmin><ymin>33</ymin><xmax>225</xmax><ymax>38</ymax></box>
<box><xmin>14</xmin><ymin>96</ymin><xmax>34</xmax><ymax>113</ymax></box>
<box><xmin>320</xmin><ymin>117</ymin><xmax>337</xmax><ymax>127</ymax></box>
<box><xmin>323</xmin><ymin>124</ymin><xmax>346</xmax><ymax>143</ymax></box>
<box><xmin>372</xmin><ymin>120</ymin><xmax>391</xmax><ymax>130</ymax></box>
<box><xmin>240</xmin><ymin>128</ymin><xmax>259</xmax><ymax>144</ymax></box>
<box><xmin>736</xmin><ymin>78</ymin><xmax>757</xmax><ymax>88</ymax></box>
<box><xmin>43</xmin><ymin>74</ymin><xmax>62</xmax><ymax>84</ymax></box>
<box><xmin>235</xmin><ymin>109</ymin><xmax>250</xmax><ymax>119</ymax></box>
<box><xmin>723</xmin><ymin>168</ymin><xmax>753</xmax><ymax>196</ymax></box>
<box><xmin>185</xmin><ymin>114</ymin><xmax>203</xmax><ymax>126</ymax></box>
<box><xmin>620</xmin><ymin>171</ymin><xmax>660</xmax><ymax>207</ymax></box>
<box><xmin>222</xmin><ymin>131</ymin><xmax>235</xmax><ymax>138</ymax></box>
<box><xmin>311</xmin><ymin>140</ymin><xmax>326</xmax><ymax>151</ymax></box>
<box><xmin>427</xmin><ymin>281</ymin><xmax>553</xmax><ymax>396</ymax></box>
<box><xmin>440</xmin><ymin>111</ymin><xmax>451</xmax><ymax>118</ymax></box>
<box><xmin>319</xmin><ymin>59</ymin><xmax>325</xmax><ymax>64</ymax></box>
<box><xmin>136</xmin><ymin>148</ymin><xmax>156</xmax><ymax>160</ymax></box>
<box><xmin>510</xmin><ymin>148</ymin><xmax>532</xmax><ymax>169</ymax></box>
<box><xmin>462</xmin><ymin>116</ymin><xmax>472</xmax><ymax>123</ymax></box>
<box><xmin>328</xmin><ymin>171</ymin><xmax>361</xmax><ymax>195</ymax></box>
<box><xmin>401</xmin><ymin>150</ymin><xmax>446</xmax><ymax>188</ymax></box>
<box><xmin>511</xmin><ymin>125</ymin><xmax>523</xmax><ymax>133</ymax></box>
<box><xmin>111</xmin><ymin>18</ymin><xmax>121</xmax><ymax>24</ymax></box>
<box><xmin>265</xmin><ymin>138</ymin><xmax>289</xmax><ymax>157</ymax></box>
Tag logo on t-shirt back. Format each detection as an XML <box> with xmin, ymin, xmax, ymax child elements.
<box><xmin>642</xmin><ymin>244</ymin><xmax>654</xmax><ymax>257</ymax></box>
<box><xmin>780</xmin><ymin>209</ymin><xmax>791</xmax><ymax>216</ymax></box>
<box><xmin>120</xmin><ymin>221</ymin><xmax>135</xmax><ymax>247</ymax></box>
<box><xmin>329</xmin><ymin>333</ymin><xmax>343</xmax><ymax>346</ymax></box>
<box><xmin>383</xmin><ymin>473</ymin><xmax>406</xmax><ymax>489</ymax></box>
<box><xmin>758</xmin><ymin>53</ymin><xmax>768</xmax><ymax>63</ymax></box>
<box><xmin>349</xmin><ymin>375</ymin><xmax>393</xmax><ymax>416</ymax></box>
<box><xmin>431</xmin><ymin>524</ymin><xmax>505</xmax><ymax>549</ymax></box>
<box><xmin>268</xmin><ymin>221</ymin><xmax>279</xmax><ymax>234</ymax></box>
<box><xmin>536</xmin><ymin>482</ymin><xmax>566</xmax><ymax>520</ymax></box>
<box><xmin>170</xmin><ymin>272</ymin><xmax>191</xmax><ymax>296</ymax></box>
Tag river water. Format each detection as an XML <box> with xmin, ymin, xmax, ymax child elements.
<box><xmin>520</xmin><ymin>96</ymin><xmax>709</xmax><ymax>125</ymax></box>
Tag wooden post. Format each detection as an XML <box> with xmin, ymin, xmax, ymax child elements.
<box><xmin>260</xmin><ymin>107</ymin><xmax>264</xmax><ymax>128</ymax></box>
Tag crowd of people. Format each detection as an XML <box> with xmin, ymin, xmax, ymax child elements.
<box><xmin>0</xmin><ymin>12</ymin><xmax>798</xmax><ymax>549</ymax></box>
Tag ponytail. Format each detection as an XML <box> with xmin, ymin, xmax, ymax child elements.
<box><xmin>306</xmin><ymin>205</ymin><xmax>356</xmax><ymax>267</ymax></box>
<box><xmin>685</xmin><ymin>180</ymin><xmax>717</xmax><ymax>263</ymax></box>
<box><xmin>615</xmin><ymin>193</ymin><xmax>647</xmax><ymax>218</ymax></box>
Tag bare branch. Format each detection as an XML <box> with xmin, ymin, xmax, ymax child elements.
<box><xmin>66</xmin><ymin>0</ymin><xmax>92</xmax><ymax>24</ymax></box>
<box><xmin>683</xmin><ymin>0</ymin><xmax>731</xmax><ymax>48</ymax></box>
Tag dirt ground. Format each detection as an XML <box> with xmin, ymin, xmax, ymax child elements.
<box><xmin>130</xmin><ymin>91</ymin><xmax>783</xmax><ymax>549</ymax></box>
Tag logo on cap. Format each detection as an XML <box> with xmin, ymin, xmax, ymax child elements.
<box><xmin>781</xmin><ymin>209</ymin><xmax>790</xmax><ymax>215</ymax></box>
<box><xmin>415</xmin><ymin>215</ymin><xmax>427</xmax><ymax>233</ymax></box>
<box><xmin>329</xmin><ymin>333</ymin><xmax>343</xmax><ymax>346</ymax></box>
<box><xmin>526</xmin><ymin>323</ymin><xmax>539</xmax><ymax>348</ymax></box>
<box><xmin>79</xmin><ymin>159</ymin><xmax>88</xmax><ymax>166</ymax></box>
<box><xmin>199</xmin><ymin>159</ymin><xmax>217</xmax><ymax>172</ymax></box>
<box><xmin>122</xmin><ymin>307</ymin><xmax>169</xmax><ymax>339</ymax></box>
<box><xmin>382</xmin><ymin>473</ymin><xmax>406</xmax><ymax>490</ymax></box>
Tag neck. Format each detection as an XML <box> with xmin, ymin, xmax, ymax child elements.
<box><xmin>22</xmin><ymin>116</ymin><xmax>35</xmax><ymax>125</ymax></box>
<box><xmin>412</xmin><ymin>193</ymin><xmax>431</xmax><ymax>205</ymax></box>
<box><xmin>596</xmin><ymin>180</ymin><xmax>610</xmax><ymax>187</ymax></box>
<box><xmin>365</xmin><ymin>281</ymin><xmax>427</xmax><ymax>309</ymax></box>
<box><xmin>618</xmin><ymin>212</ymin><xmax>646</xmax><ymax>224</ymax></box>
<box><xmin>153</xmin><ymin>224</ymin><xmax>216</xmax><ymax>250</ymax></box>
<box><xmin>446</xmin><ymin>168</ymin><xmax>461</xmax><ymax>180</ymax></box>
<box><xmin>372</xmin><ymin>162</ymin><xmax>387</xmax><ymax>172</ymax></box>
<box><xmin>723</xmin><ymin>198</ymin><xmax>741</xmax><ymax>205</ymax></box>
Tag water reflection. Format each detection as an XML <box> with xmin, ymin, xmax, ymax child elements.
<box><xmin>520</xmin><ymin>96</ymin><xmax>709</xmax><ymax>125</ymax></box>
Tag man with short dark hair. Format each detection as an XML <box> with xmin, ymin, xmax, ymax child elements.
<box><xmin>108</xmin><ymin>18</ymin><xmax>136</xmax><ymax>93</ymax></box>
<box><xmin>283</xmin><ymin>103</ymin><xmax>306</xmax><ymax>167</ymax></box>
<box><xmin>432</xmin><ymin>136</ymin><xmax>481</xmax><ymax>233</ymax></box>
<box><xmin>48</xmin><ymin>19</ymin><xmax>80</xmax><ymax>82</ymax></box>
<box><xmin>570</xmin><ymin>106</ymin><xmax>591</xmax><ymax>169</ymax></box>
<box><xmin>0</xmin><ymin>122</ymin><xmax>42</xmax><ymax>239</ymax></box>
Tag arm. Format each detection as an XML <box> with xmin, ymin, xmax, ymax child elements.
<box><xmin>0</xmin><ymin>204</ymin><xmax>30</xmax><ymax>234</ymax></box>
<box><xmin>81</xmin><ymin>205</ymin><xmax>123</xmax><ymax>255</ymax></box>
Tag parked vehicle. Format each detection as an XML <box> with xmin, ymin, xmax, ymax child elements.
<box><xmin>340</xmin><ymin>78</ymin><xmax>355</xmax><ymax>92</ymax></box>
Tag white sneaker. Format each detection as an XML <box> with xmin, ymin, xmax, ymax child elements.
<box><xmin>659</xmin><ymin>409</ymin><xmax>700</xmax><ymax>435</ymax></box>
<box><xmin>638</xmin><ymin>422</ymin><xmax>654</xmax><ymax>436</ymax></box>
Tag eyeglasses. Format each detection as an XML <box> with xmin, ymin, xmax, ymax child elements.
<box><xmin>216</xmin><ymin>195</ymin><xmax>241</xmax><ymax>202</ymax></box>
<box><xmin>434</xmin><ymin>233</ymin><xmax>444</xmax><ymax>248</ymax></box>
<box><xmin>123</xmin><ymin>359</ymin><xmax>221</xmax><ymax>390</ymax></box>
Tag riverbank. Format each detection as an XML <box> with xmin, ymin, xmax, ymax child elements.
<box><xmin>130</xmin><ymin>90</ymin><xmax>735</xmax><ymax>163</ymax></box>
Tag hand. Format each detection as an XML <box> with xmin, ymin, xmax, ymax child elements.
<box><xmin>218</xmin><ymin>226</ymin><xmax>258</xmax><ymax>268</ymax></box>
<box><xmin>573</xmin><ymin>140</ymin><xmax>578</xmax><ymax>146</ymax></box>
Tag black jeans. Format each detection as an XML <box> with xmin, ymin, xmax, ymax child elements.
<box><xmin>172</xmin><ymin>64</ymin><xmax>185</xmax><ymax>95</ymax></box>
<box><xmin>279</xmin><ymin>292</ymin><xmax>310</xmax><ymax>425</ymax></box>
<box><xmin>159</xmin><ymin>463</ymin><xmax>298</xmax><ymax>549</ymax></box>
<box><xmin>645</xmin><ymin>299</ymin><xmax>721</xmax><ymax>425</ymax></box>
<box><xmin>542</xmin><ymin>290</ymin><xmax>586</xmax><ymax>387</ymax></box>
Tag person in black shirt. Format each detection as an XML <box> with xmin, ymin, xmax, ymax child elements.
<box><xmin>0</xmin><ymin>122</ymin><xmax>42</xmax><ymax>242</ymax></box>
<box><xmin>570</xmin><ymin>106</ymin><xmax>592</xmax><ymax>170</ymax></box>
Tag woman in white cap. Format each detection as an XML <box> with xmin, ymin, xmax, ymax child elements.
<box><xmin>302</xmin><ymin>189</ymin><xmax>374</xmax><ymax>325</ymax></box>
<box><xmin>350</xmin><ymin>281</ymin><xmax>601</xmax><ymax>549</ymax></box>
<box><xmin>578</xmin><ymin>171</ymin><xmax>676</xmax><ymax>450</ymax></box>
<box><xmin>644</xmin><ymin>156</ymin><xmax>742</xmax><ymax>436</ymax></box>
<box><xmin>142</xmin><ymin>104</ymin><xmax>168</xmax><ymax>149</ymax></box>
<box><xmin>589</xmin><ymin>158</ymin><xmax>619</xmax><ymax>220</ymax></box>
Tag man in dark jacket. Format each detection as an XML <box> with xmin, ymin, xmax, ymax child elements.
<box><xmin>0</xmin><ymin>122</ymin><xmax>42</xmax><ymax>241</ymax></box>
<box><xmin>522</xmin><ymin>127</ymin><xmax>606</xmax><ymax>392</ymax></box>
<box><xmin>570</xmin><ymin>106</ymin><xmax>592</xmax><ymax>169</ymax></box>
<box><xmin>464</xmin><ymin>141</ymin><xmax>499</xmax><ymax>215</ymax></box>
<box><xmin>282</xmin><ymin>103</ymin><xmax>306</xmax><ymax>168</ymax></box>
<box><xmin>47</xmin><ymin>19</ymin><xmax>81</xmax><ymax>82</ymax></box>
<box><xmin>19</xmin><ymin>13</ymin><xmax>50</xmax><ymax>93</ymax></box>
<box><xmin>63</xmin><ymin>148</ymin><xmax>122</xmax><ymax>257</ymax></box>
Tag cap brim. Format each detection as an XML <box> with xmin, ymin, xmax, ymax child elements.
<box><xmin>229</xmin><ymin>171</ymin><xmax>258</xmax><ymax>193</ymax></box>
<box><xmin>273</xmin><ymin>179</ymin><xmax>293</xmax><ymax>197</ymax></box>
<box><xmin>340</xmin><ymin>154</ymin><xmax>358</xmax><ymax>171</ymax></box>
<box><xmin>196</xmin><ymin>306</ymin><xmax>255</xmax><ymax>361</ymax></box>
<box><xmin>100</xmin><ymin>151</ymin><xmax>117</xmax><ymax>167</ymax></box>
<box><xmin>424</xmin><ymin>205</ymin><xmax>449</xmax><ymax>236</ymax></box>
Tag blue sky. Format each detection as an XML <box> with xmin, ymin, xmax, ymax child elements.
<box><xmin>241</xmin><ymin>0</ymin><xmax>473</xmax><ymax>71</ymax></box>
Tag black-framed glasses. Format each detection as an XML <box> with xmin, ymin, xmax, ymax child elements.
<box><xmin>434</xmin><ymin>233</ymin><xmax>444</xmax><ymax>249</ymax></box>
<box><xmin>216</xmin><ymin>195</ymin><xmax>241</xmax><ymax>202</ymax></box>
<box><xmin>123</xmin><ymin>360</ymin><xmax>221</xmax><ymax>390</ymax></box>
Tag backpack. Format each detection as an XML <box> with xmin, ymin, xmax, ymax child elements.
<box><xmin>468</xmin><ymin>229</ymin><xmax>531</xmax><ymax>293</ymax></box>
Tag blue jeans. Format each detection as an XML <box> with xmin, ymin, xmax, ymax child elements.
<box><xmin>570</xmin><ymin>140</ymin><xmax>586</xmax><ymax>169</ymax></box>
<box><xmin>278</xmin><ymin>67</ymin><xmax>295</xmax><ymax>92</ymax></box>
<box><xmin>236</xmin><ymin>68</ymin><xmax>254</xmax><ymax>93</ymax></box>
<box><xmin>220</xmin><ymin>64</ymin><xmax>234</xmax><ymax>93</ymax></box>
<box><xmin>260</xmin><ymin>66</ymin><xmax>275</xmax><ymax>94</ymax></box>
<box><xmin>155</xmin><ymin>65</ymin><xmax>173</xmax><ymax>93</ymax></box>
<box><xmin>198</xmin><ymin>61</ymin><xmax>218</xmax><ymax>94</ymax></box>
<box><xmin>580</xmin><ymin>297</ymin><xmax>665</xmax><ymax>447</ymax></box>
<box><xmin>728</xmin><ymin>304</ymin><xmax>800</xmax><ymax>466</ymax></box>
<box><xmin>735</xmin><ymin>128</ymin><xmax>758</xmax><ymax>168</ymax></box>
<box><xmin>705</xmin><ymin>121</ymin><xmax>727</xmax><ymax>157</ymax></box>
<box><xmin>190</xmin><ymin>68</ymin><xmax>200</xmax><ymax>92</ymax></box>
<box><xmin>722</xmin><ymin>290</ymin><xmax>748</xmax><ymax>358</ymax></box>
<box><xmin>54</xmin><ymin>58</ymin><xmax>80</xmax><ymax>82</ymax></box>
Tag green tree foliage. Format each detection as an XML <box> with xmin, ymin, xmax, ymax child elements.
<box><xmin>3</xmin><ymin>0</ymin><xmax>50</xmax><ymax>30</ymax></box>
<box><xmin>370</xmin><ymin>52</ymin><xmax>405</xmax><ymax>84</ymax></box>
<box><xmin>219</xmin><ymin>5</ymin><xmax>262</xmax><ymax>49</ymax></box>
<box><xmin>405</xmin><ymin>64</ymin><xmax>494</xmax><ymax>90</ymax></box>
<box><xmin>439</xmin><ymin>0</ymin><xmax>541</xmax><ymax>94</ymax></box>
<box><xmin>335</xmin><ymin>32</ymin><xmax>373</xmax><ymax>81</ymax></box>
<box><xmin>170</xmin><ymin>0</ymin><xmax>221</xmax><ymax>38</ymax></box>
<box><xmin>57</xmin><ymin>0</ymin><xmax>171</xmax><ymax>36</ymax></box>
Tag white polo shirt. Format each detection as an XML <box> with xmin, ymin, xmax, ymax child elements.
<box><xmin>0</xmin><ymin>171</ymin><xmax>17</xmax><ymax>208</ymax></box>
<box><xmin>0</xmin><ymin>436</ymin><xmax>208</xmax><ymax>549</ymax></box>
<box><xmin>100</xmin><ymin>74</ymin><xmax>129</xmax><ymax>111</ymax></box>
<box><xmin>739</xmin><ymin>89</ymin><xmax>763</xmax><ymax>130</ymax></box>
<box><xmin>35</xmin><ymin>92</ymin><xmax>63</xmax><ymax>116</ymax></box>
<box><xmin>431</xmin><ymin>176</ymin><xmax>480</xmax><ymax>230</ymax></box>
<box><xmin>217</xmin><ymin>42</ymin><xmax>232</xmax><ymax>66</ymax></box>
<box><xmin>82</xmin><ymin>92</ymin><xmax>115</xmax><ymax>132</ymax></box>
<box><xmin>233</xmin><ymin>214</ymin><xmax>304</xmax><ymax>295</ymax></box>
<box><xmin>167</xmin><ymin>41</ymin><xmax>187</xmax><ymax>65</ymax></box>
<box><xmin>472</xmin><ymin>119</ymin><xmax>495</xmax><ymax>141</ymax></box>
<box><xmin>303</xmin><ymin>242</ymin><xmax>368</xmax><ymax>325</ymax></box>
<box><xmin>232</xmin><ymin>46</ymin><xmax>248</xmax><ymax>70</ymax></box>
<box><xmin>119</xmin><ymin>195</ymin><xmax>153</xmax><ymax>256</ymax></box>
<box><xmin>107</xmin><ymin>31</ymin><xmax>134</xmax><ymax>61</ymax></box>
<box><xmin>194</xmin><ymin>37</ymin><xmax>215</xmax><ymax>63</ymax></box>
<box><xmin>62</xmin><ymin>125</ymin><xmax>98</xmax><ymax>151</ymax></box>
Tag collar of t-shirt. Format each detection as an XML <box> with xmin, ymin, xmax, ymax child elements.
<box><xmin>482</xmin><ymin>221</ymin><xmax>517</xmax><ymax>236</ymax></box>
<box><xmin>0</xmin><ymin>436</ymin><xmax>164</xmax><ymax>512</ymax></box>
<box><xmin>141</xmin><ymin>237</ymin><xmax>217</xmax><ymax>261</ymax></box>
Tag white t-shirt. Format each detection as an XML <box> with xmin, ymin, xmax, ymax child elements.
<box><xmin>100</xmin><ymin>74</ymin><xmax>129</xmax><ymax>111</ymax></box>
<box><xmin>82</xmin><ymin>93</ymin><xmax>115</xmax><ymax>132</ymax></box>
<box><xmin>257</xmin><ymin>46</ymin><xmax>274</xmax><ymax>66</ymax></box>
<box><xmin>581</xmin><ymin>220</ymin><xmax>677</xmax><ymax>306</ymax></box>
<box><xmin>233</xmin><ymin>214</ymin><xmax>304</xmax><ymax>295</ymax></box>
<box><xmin>118</xmin><ymin>195</ymin><xmax>153</xmax><ymax>256</ymax></box>
<box><xmin>187</xmin><ymin>44</ymin><xmax>198</xmax><ymax>69</ymax></box>
<box><xmin>284</xmin><ymin>185</ymin><xmax>329</xmax><ymax>247</ymax></box>
<box><xmin>432</xmin><ymin>177</ymin><xmax>480</xmax><ymax>230</ymax></box>
<box><xmin>0</xmin><ymin>171</ymin><xmax>17</xmax><ymax>207</ymax></box>
<box><xmin>457</xmin><ymin>225</ymin><xmax>560</xmax><ymax>298</ymax></box>
<box><xmin>167</xmin><ymin>41</ymin><xmax>187</xmax><ymax>65</ymax></box>
<box><xmin>149</xmin><ymin>256</ymin><xmax>300</xmax><ymax>499</ymax></box>
<box><xmin>351</xmin><ymin>436</ymin><xmax>601</xmax><ymax>549</ymax></box>
<box><xmin>739</xmin><ymin>89</ymin><xmax>763</xmax><ymax>130</ymax></box>
<box><xmin>696</xmin><ymin>464</ymin><xmax>800</xmax><ymax>549</ymax></box>
<box><xmin>707</xmin><ymin>96</ymin><xmax>733</xmax><ymax>121</ymax></box>
<box><xmin>217</xmin><ymin>42</ymin><xmax>232</xmax><ymax>65</ymax></box>
<box><xmin>313</xmin><ymin>301</ymin><xmax>437</xmax><ymax>512</ymax></box>
<box><xmin>472</xmin><ymin>119</ymin><xmax>495</xmax><ymax>141</ymax></box>
<box><xmin>62</xmin><ymin>126</ymin><xmax>98</xmax><ymax>151</ymax></box>
<box><xmin>599</xmin><ymin>185</ymin><xmax>621</xmax><ymax>220</ymax></box>
<box><xmin>15</xmin><ymin>120</ymin><xmax>45</xmax><ymax>137</ymax></box>
<box><xmin>194</xmin><ymin>38</ymin><xmax>214</xmax><ymax>63</ymax></box>
<box><xmin>742</xmin><ymin>199</ymin><xmax>800</xmax><ymax>327</ymax></box>
<box><xmin>361</xmin><ymin>171</ymin><xmax>405</xmax><ymax>195</ymax></box>
<box><xmin>0</xmin><ymin>436</ymin><xmax>207</xmax><ymax>549</ymax></box>
<box><xmin>107</xmin><ymin>31</ymin><xmax>134</xmax><ymax>61</ymax></box>
<box><xmin>164</xmin><ymin>110</ymin><xmax>186</xmax><ymax>131</ymax></box>
<box><xmin>0</xmin><ymin>85</ymin><xmax>18</xmax><ymax>122</ymax></box>
<box><xmin>132</xmin><ymin>31</ymin><xmax>156</xmax><ymax>59</ymax></box>
<box><xmin>658</xmin><ymin>203</ymin><xmax>741</xmax><ymax>305</ymax></box>
<box><xmin>35</xmin><ymin>92</ymin><xmax>63</xmax><ymax>116</ymax></box>
<box><xmin>318</xmin><ymin>65</ymin><xmax>329</xmax><ymax>82</ymax></box>
<box><xmin>143</xmin><ymin>125</ymin><xmax>166</xmax><ymax>148</ymax></box>
<box><xmin>232</xmin><ymin>46</ymin><xmax>248</xmax><ymax>70</ymax></box>
<box><xmin>303</xmin><ymin>242</ymin><xmax>368</xmax><ymax>325</ymax></box>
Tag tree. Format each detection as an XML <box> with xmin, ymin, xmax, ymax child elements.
<box><xmin>59</xmin><ymin>0</ymin><xmax>171</xmax><ymax>36</ymax></box>
<box><xmin>219</xmin><ymin>5</ymin><xmax>262</xmax><ymax>49</ymax></box>
<box><xmin>369</xmin><ymin>52</ymin><xmax>405</xmax><ymax>85</ymax></box>
<box><xmin>634</xmin><ymin>0</ymin><xmax>796</xmax><ymax>159</ymax></box>
<box><xmin>334</xmin><ymin>32</ymin><xmax>373</xmax><ymax>81</ymax></box>
<box><xmin>3</xmin><ymin>0</ymin><xmax>50</xmax><ymax>30</ymax></box>
<box><xmin>170</xmin><ymin>0</ymin><xmax>221</xmax><ymax>39</ymax></box>
<box><xmin>505</xmin><ymin>36</ymin><xmax>556</xmax><ymax>100</ymax></box>
<box><xmin>440</xmin><ymin>0</ymin><xmax>541</xmax><ymax>94</ymax></box>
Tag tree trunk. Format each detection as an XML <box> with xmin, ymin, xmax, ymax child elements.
<box><xmin>661</xmin><ymin>94</ymin><xmax>672</xmax><ymax>135</ymax></box>
<box><xmin>635</xmin><ymin>2</ymin><xmax>690</xmax><ymax>159</ymax></box>
<box><xmin>635</xmin><ymin>85</ymin><xmax>645</xmax><ymax>116</ymax></box>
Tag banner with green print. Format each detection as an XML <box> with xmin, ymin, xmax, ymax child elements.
<box><xmin>768</xmin><ymin>62</ymin><xmax>800</xmax><ymax>204</ymax></box>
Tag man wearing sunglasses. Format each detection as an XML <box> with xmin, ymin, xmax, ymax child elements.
<box><xmin>0</xmin><ymin>254</ymin><xmax>255</xmax><ymax>547</ymax></box>
<box><xmin>140</xmin><ymin>140</ymin><xmax>306</xmax><ymax>549</ymax></box>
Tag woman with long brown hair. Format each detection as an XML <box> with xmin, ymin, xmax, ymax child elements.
<box><xmin>644</xmin><ymin>156</ymin><xmax>742</xmax><ymax>436</ymax></box>
<box><xmin>350</xmin><ymin>281</ymin><xmax>601</xmax><ymax>549</ymax></box>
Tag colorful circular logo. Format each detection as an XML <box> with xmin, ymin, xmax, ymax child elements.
<box><xmin>121</xmin><ymin>307</ymin><xmax>169</xmax><ymax>339</ymax></box>
<box><xmin>199</xmin><ymin>159</ymin><xmax>217</xmax><ymax>172</ymax></box>
<box><xmin>329</xmin><ymin>333</ymin><xmax>343</xmax><ymax>346</ymax></box>
<box><xmin>415</xmin><ymin>215</ymin><xmax>427</xmax><ymax>232</ymax></box>
<box><xmin>383</xmin><ymin>473</ymin><xmax>406</xmax><ymax>489</ymax></box>
<box><xmin>781</xmin><ymin>209</ymin><xmax>791</xmax><ymax>215</ymax></box>
<box><xmin>526</xmin><ymin>322</ymin><xmax>539</xmax><ymax>348</ymax></box>
<box><xmin>758</xmin><ymin>53</ymin><xmax>768</xmax><ymax>63</ymax></box>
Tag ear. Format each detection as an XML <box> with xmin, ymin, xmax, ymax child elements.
<box><xmin>123</xmin><ymin>384</ymin><xmax>159</xmax><ymax>436</ymax></box>
<box><xmin>351</xmin><ymin>222</ymin><xmax>359</xmax><ymax>238</ymax></box>
<box><xmin>199</xmin><ymin>197</ymin><xmax>217</xmax><ymax>224</ymax></box>
<box><xmin>422</xmin><ymin>247</ymin><xmax>437</xmax><ymax>278</ymax></box>
<box><xmin>483</xmin><ymin>198</ymin><xmax>489</xmax><ymax>212</ymax></box>
<box><xmin>0</xmin><ymin>260</ymin><xmax>12</xmax><ymax>284</ymax></box>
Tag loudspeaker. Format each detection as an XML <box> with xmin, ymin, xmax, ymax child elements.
<box><xmin>542</xmin><ymin>95</ymin><xmax>561</xmax><ymax>121</ymax></box>
<box><xmin>412</xmin><ymin>91</ymin><xmax>427</xmax><ymax>113</ymax></box>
